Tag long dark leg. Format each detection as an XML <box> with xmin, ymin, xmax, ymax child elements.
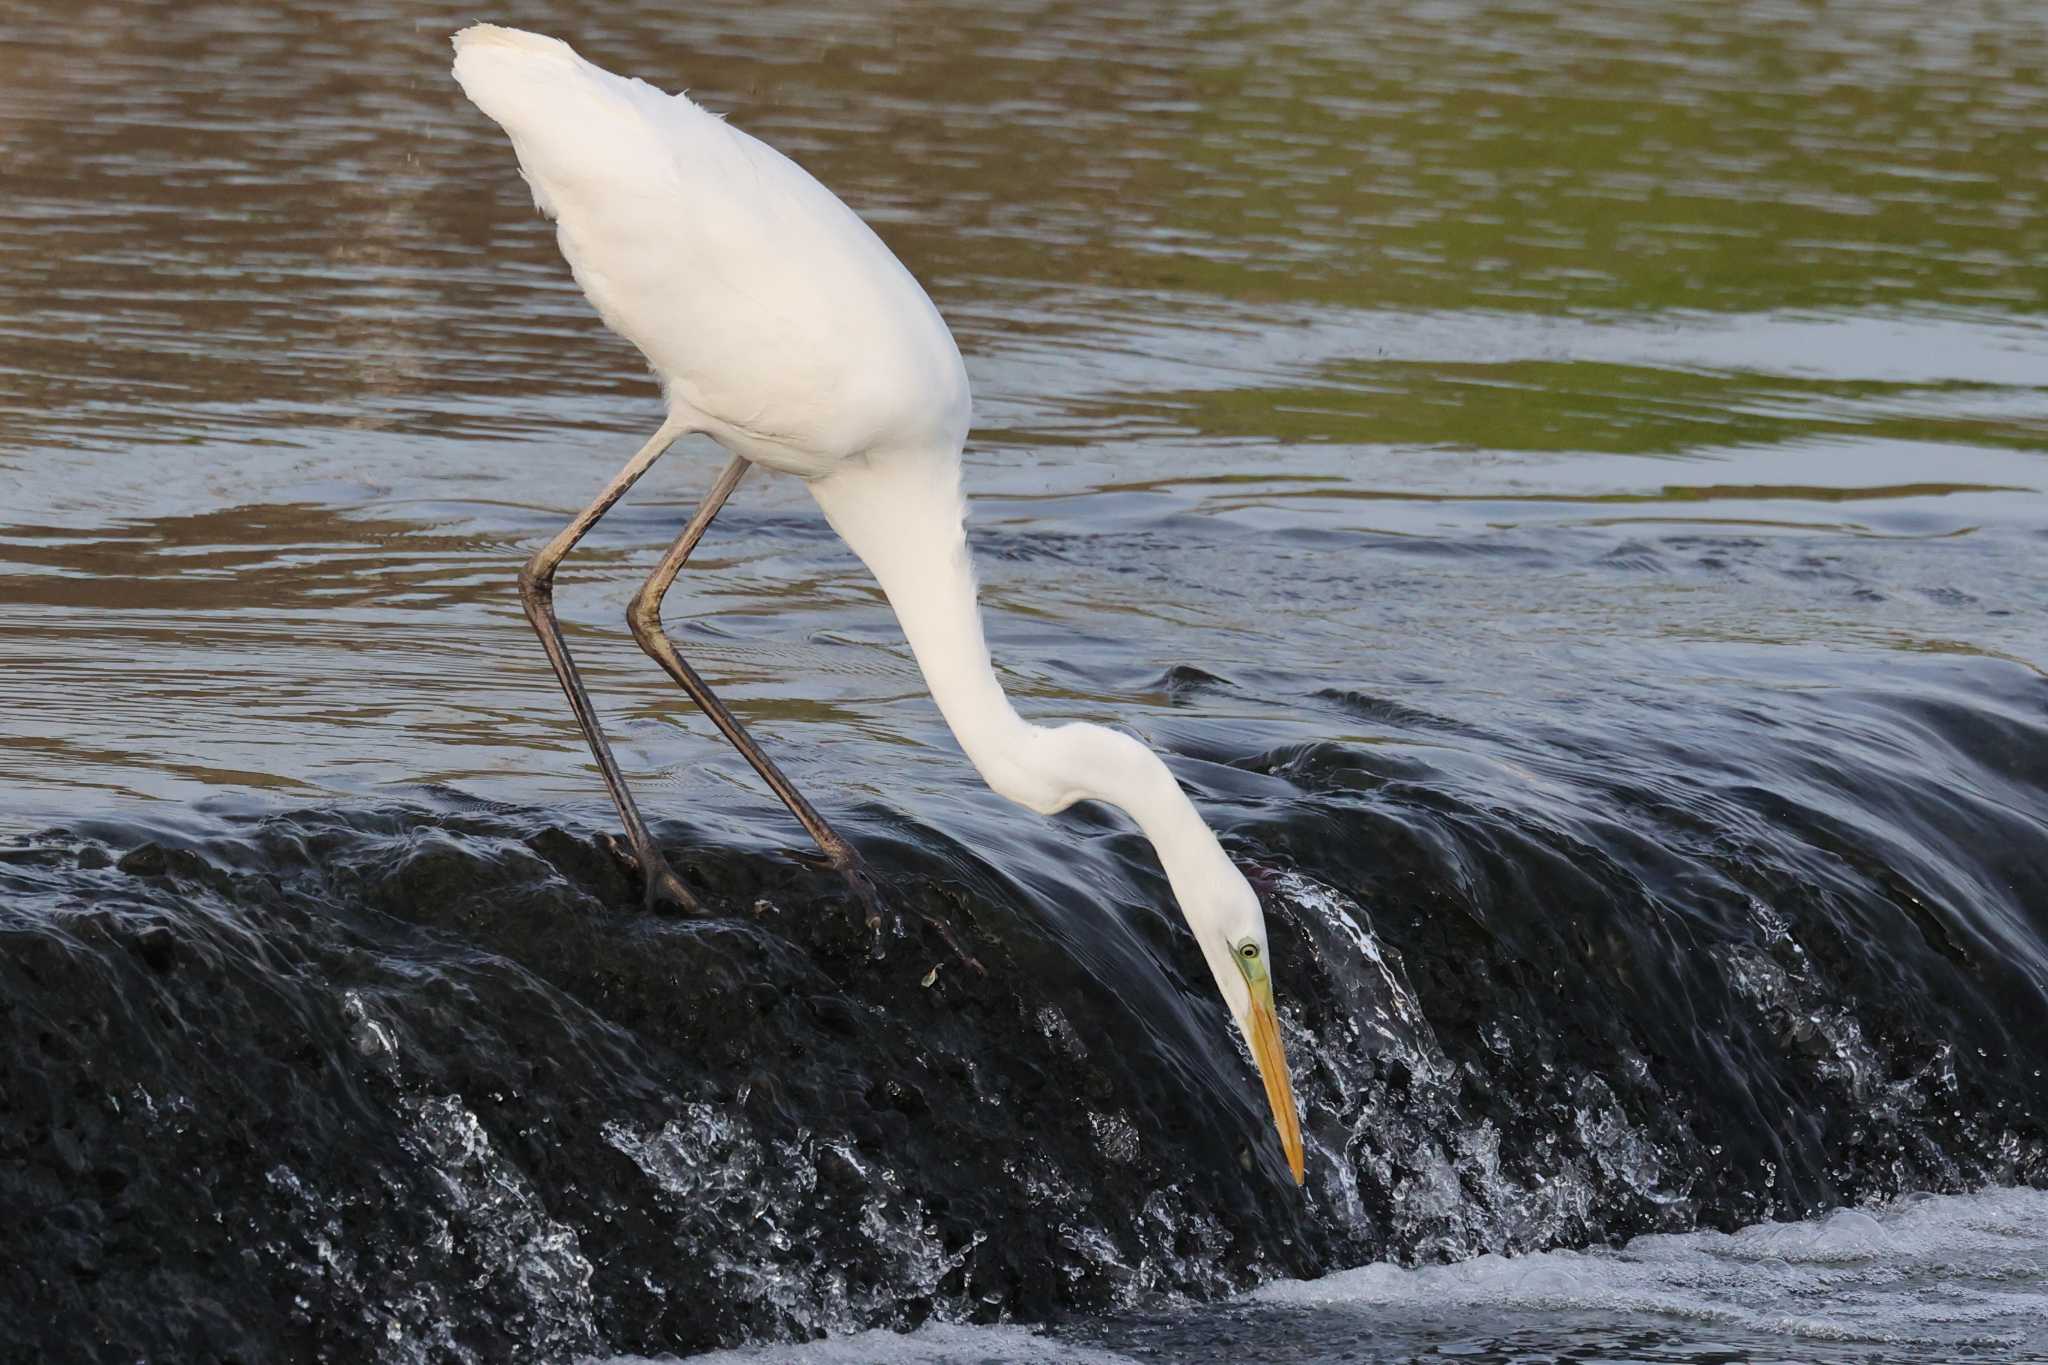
<box><xmin>625</xmin><ymin>460</ymin><xmax>983</xmax><ymax>971</ymax></box>
<box><xmin>520</xmin><ymin>421</ymin><xmax>695</xmax><ymax>913</ymax></box>
<box><xmin>625</xmin><ymin>455</ymin><xmax>863</xmax><ymax>874</ymax></box>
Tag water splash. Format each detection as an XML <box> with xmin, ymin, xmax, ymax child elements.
<box><xmin>601</xmin><ymin>1107</ymin><xmax>983</xmax><ymax>1340</ymax></box>
<box><xmin>1268</xmin><ymin>868</ymin><xmax>1680</xmax><ymax>1262</ymax></box>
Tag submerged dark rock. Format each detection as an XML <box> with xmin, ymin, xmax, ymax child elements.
<box><xmin>0</xmin><ymin>804</ymin><xmax>1313</xmax><ymax>1361</ymax></box>
<box><xmin>3</xmin><ymin>667</ymin><xmax>2046</xmax><ymax>1361</ymax></box>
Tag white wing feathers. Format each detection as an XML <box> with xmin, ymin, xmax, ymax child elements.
<box><xmin>450</xmin><ymin>25</ymin><xmax>969</xmax><ymax>474</ymax></box>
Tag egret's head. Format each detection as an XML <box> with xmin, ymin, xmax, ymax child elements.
<box><xmin>1004</xmin><ymin>722</ymin><xmax>1305</xmax><ymax>1183</ymax></box>
<box><xmin>1186</xmin><ymin>870</ymin><xmax>1305</xmax><ymax>1185</ymax></box>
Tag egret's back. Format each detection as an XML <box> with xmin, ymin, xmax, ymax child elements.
<box><xmin>452</xmin><ymin>26</ymin><xmax>969</xmax><ymax>475</ymax></box>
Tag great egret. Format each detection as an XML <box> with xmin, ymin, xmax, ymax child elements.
<box><xmin>451</xmin><ymin>24</ymin><xmax>1305</xmax><ymax>1186</ymax></box>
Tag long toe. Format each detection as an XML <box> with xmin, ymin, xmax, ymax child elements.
<box><xmin>599</xmin><ymin>830</ymin><xmax>641</xmax><ymax>879</ymax></box>
<box><xmin>838</xmin><ymin>859</ymin><xmax>888</xmax><ymax>956</ymax></box>
<box><xmin>921</xmin><ymin>909</ymin><xmax>985</xmax><ymax>976</ymax></box>
<box><xmin>644</xmin><ymin>861</ymin><xmax>700</xmax><ymax>916</ymax></box>
<box><xmin>599</xmin><ymin>832</ymin><xmax>700</xmax><ymax>915</ymax></box>
<box><xmin>841</xmin><ymin>858</ymin><xmax>985</xmax><ymax>977</ymax></box>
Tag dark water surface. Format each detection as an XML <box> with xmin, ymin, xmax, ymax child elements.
<box><xmin>2</xmin><ymin>0</ymin><xmax>2046</xmax><ymax>1360</ymax></box>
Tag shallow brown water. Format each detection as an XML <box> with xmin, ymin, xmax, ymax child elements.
<box><xmin>1</xmin><ymin>0</ymin><xmax>2042</xmax><ymax>830</ymax></box>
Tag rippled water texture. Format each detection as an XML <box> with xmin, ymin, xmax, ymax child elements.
<box><xmin>2</xmin><ymin>0</ymin><xmax>2045</xmax><ymax>1360</ymax></box>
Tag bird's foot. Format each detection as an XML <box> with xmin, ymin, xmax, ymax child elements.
<box><xmin>643</xmin><ymin>860</ymin><xmax>699</xmax><ymax>916</ymax></box>
<box><xmin>794</xmin><ymin>845</ymin><xmax>886</xmax><ymax>953</ymax></box>
<box><xmin>817</xmin><ymin>846</ymin><xmax>985</xmax><ymax>977</ymax></box>
<box><xmin>792</xmin><ymin>838</ymin><xmax>985</xmax><ymax>975</ymax></box>
<box><xmin>601</xmin><ymin>833</ymin><xmax>700</xmax><ymax>915</ymax></box>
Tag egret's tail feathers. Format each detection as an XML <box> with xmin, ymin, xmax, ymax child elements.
<box><xmin>453</xmin><ymin>25</ymin><xmax>694</xmax><ymax>222</ymax></box>
<box><xmin>451</xmin><ymin>24</ymin><xmax>596</xmax><ymax>123</ymax></box>
<box><xmin>451</xmin><ymin>23</ymin><xmax>568</xmax><ymax>56</ymax></box>
<box><xmin>450</xmin><ymin>24</ymin><xmax>724</xmax><ymax>221</ymax></box>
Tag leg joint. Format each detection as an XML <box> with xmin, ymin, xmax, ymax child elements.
<box><xmin>625</xmin><ymin>584</ymin><xmax>663</xmax><ymax>650</ymax></box>
<box><xmin>517</xmin><ymin>555</ymin><xmax>553</xmax><ymax>615</ymax></box>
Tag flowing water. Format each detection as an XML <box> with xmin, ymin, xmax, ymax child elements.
<box><xmin>2</xmin><ymin>0</ymin><xmax>2045</xmax><ymax>1360</ymax></box>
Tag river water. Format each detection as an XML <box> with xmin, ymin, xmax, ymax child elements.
<box><xmin>1</xmin><ymin>0</ymin><xmax>2044</xmax><ymax>1361</ymax></box>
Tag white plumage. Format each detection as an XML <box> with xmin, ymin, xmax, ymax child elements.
<box><xmin>453</xmin><ymin>24</ymin><xmax>1303</xmax><ymax>1186</ymax></box>
<box><xmin>454</xmin><ymin>24</ymin><xmax>967</xmax><ymax>477</ymax></box>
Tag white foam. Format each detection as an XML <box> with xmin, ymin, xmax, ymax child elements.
<box><xmin>595</xmin><ymin>1187</ymin><xmax>2048</xmax><ymax>1362</ymax></box>
<box><xmin>1255</xmin><ymin>1185</ymin><xmax>2048</xmax><ymax>1349</ymax></box>
<box><xmin>598</xmin><ymin>1322</ymin><xmax>1144</xmax><ymax>1365</ymax></box>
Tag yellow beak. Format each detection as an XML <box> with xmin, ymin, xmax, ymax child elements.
<box><xmin>1245</xmin><ymin>977</ymin><xmax>1305</xmax><ymax>1185</ymax></box>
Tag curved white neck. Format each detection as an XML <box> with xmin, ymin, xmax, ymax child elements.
<box><xmin>808</xmin><ymin>452</ymin><xmax>1238</xmax><ymax>906</ymax></box>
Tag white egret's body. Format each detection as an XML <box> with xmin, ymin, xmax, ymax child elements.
<box><xmin>455</xmin><ymin>26</ymin><xmax>966</xmax><ymax>475</ymax></box>
<box><xmin>452</xmin><ymin>26</ymin><xmax>1302</xmax><ymax>1185</ymax></box>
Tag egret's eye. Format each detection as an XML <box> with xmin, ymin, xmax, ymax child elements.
<box><xmin>1239</xmin><ymin>943</ymin><xmax>1260</xmax><ymax>960</ymax></box>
